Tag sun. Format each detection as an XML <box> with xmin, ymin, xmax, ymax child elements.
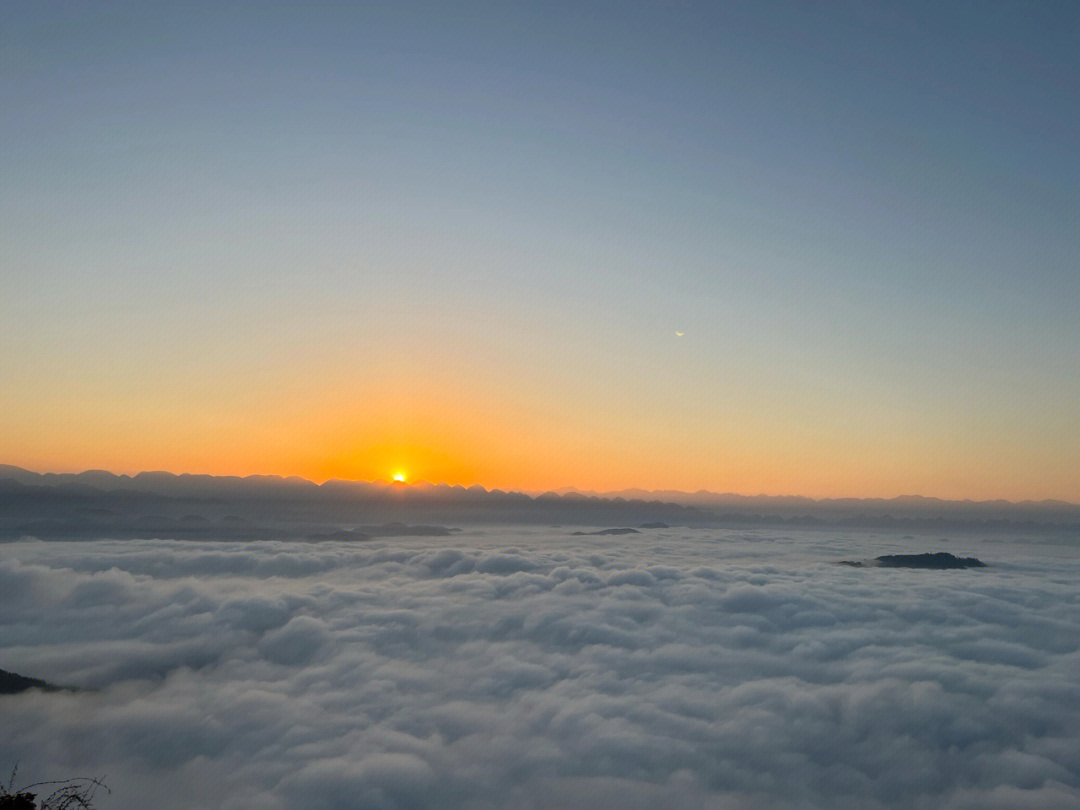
<box><xmin>393</xmin><ymin>472</ymin><xmax>406</xmax><ymax>483</ymax></box>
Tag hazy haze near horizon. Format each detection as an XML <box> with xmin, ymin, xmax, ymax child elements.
<box><xmin>6</xmin><ymin>464</ymin><xmax>1080</xmax><ymax>542</ymax></box>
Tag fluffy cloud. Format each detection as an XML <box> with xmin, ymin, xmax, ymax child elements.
<box><xmin>1</xmin><ymin>529</ymin><xmax>1079</xmax><ymax>809</ymax></box>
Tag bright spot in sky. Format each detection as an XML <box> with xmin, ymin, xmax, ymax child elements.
<box><xmin>393</xmin><ymin>473</ymin><xmax>406</xmax><ymax>482</ymax></box>
<box><xmin>675</xmin><ymin>331</ymin><xmax>684</xmax><ymax>337</ymax></box>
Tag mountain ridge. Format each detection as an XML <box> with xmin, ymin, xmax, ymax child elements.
<box><xmin>4</xmin><ymin>465</ymin><xmax>1077</xmax><ymax>509</ymax></box>
<box><xmin>1</xmin><ymin>465</ymin><xmax>1078</xmax><ymax>538</ymax></box>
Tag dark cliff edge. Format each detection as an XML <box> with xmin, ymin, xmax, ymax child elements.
<box><xmin>0</xmin><ymin>668</ymin><xmax>59</xmax><ymax>695</ymax></box>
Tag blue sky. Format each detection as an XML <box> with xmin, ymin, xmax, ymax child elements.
<box><xmin>2</xmin><ymin>1</ymin><xmax>1078</xmax><ymax>498</ymax></box>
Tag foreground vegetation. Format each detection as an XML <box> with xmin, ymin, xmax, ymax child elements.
<box><xmin>1</xmin><ymin>768</ymin><xmax>108</xmax><ymax>810</ymax></box>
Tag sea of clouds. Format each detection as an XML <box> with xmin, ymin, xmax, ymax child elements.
<box><xmin>2</xmin><ymin>528</ymin><xmax>1079</xmax><ymax>809</ymax></box>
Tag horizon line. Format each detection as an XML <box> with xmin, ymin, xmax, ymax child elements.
<box><xmin>3</xmin><ymin>463</ymin><xmax>1077</xmax><ymax>509</ymax></box>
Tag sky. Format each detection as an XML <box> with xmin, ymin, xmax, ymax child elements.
<box><xmin>3</xmin><ymin>1</ymin><xmax>1079</xmax><ymax>500</ymax></box>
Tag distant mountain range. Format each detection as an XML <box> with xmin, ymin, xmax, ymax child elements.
<box><xmin>553</xmin><ymin>484</ymin><xmax>1080</xmax><ymax>524</ymax></box>
<box><xmin>1</xmin><ymin>465</ymin><xmax>1078</xmax><ymax>541</ymax></box>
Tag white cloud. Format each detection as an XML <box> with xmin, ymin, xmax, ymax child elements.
<box><xmin>1</xmin><ymin>529</ymin><xmax>1079</xmax><ymax>809</ymax></box>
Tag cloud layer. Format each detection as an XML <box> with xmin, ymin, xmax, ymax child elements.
<box><xmin>2</xmin><ymin>529</ymin><xmax>1079</xmax><ymax>809</ymax></box>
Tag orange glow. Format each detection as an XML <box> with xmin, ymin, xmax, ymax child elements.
<box><xmin>2</xmin><ymin>353</ymin><xmax>1076</xmax><ymax>502</ymax></box>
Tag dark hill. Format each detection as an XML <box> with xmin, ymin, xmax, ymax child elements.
<box><xmin>840</xmin><ymin>552</ymin><xmax>986</xmax><ymax>569</ymax></box>
<box><xmin>0</xmin><ymin>668</ymin><xmax>57</xmax><ymax>694</ymax></box>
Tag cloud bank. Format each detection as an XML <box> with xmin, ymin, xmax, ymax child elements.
<box><xmin>2</xmin><ymin>529</ymin><xmax>1079</xmax><ymax>809</ymax></box>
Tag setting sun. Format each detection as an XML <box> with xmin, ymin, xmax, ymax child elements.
<box><xmin>393</xmin><ymin>472</ymin><xmax>406</xmax><ymax>483</ymax></box>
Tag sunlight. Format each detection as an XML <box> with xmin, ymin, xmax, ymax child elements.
<box><xmin>393</xmin><ymin>472</ymin><xmax>406</xmax><ymax>483</ymax></box>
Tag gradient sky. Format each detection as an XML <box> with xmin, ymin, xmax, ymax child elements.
<box><xmin>3</xmin><ymin>1</ymin><xmax>1079</xmax><ymax>500</ymax></box>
